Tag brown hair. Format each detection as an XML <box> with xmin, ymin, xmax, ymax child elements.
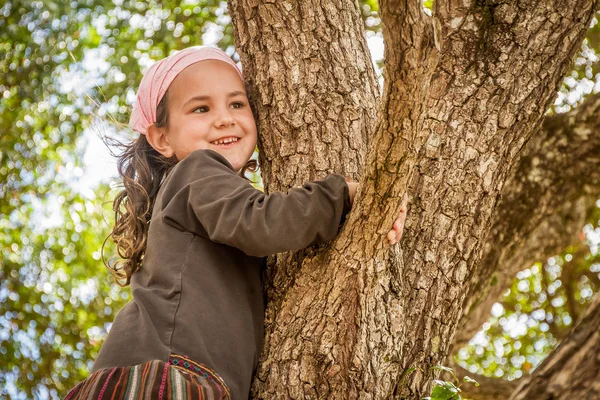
<box><xmin>103</xmin><ymin>93</ymin><xmax>258</xmax><ymax>286</ymax></box>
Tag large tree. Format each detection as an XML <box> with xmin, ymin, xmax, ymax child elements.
<box><xmin>226</xmin><ymin>0</ymin><xmax>600</xmax><ymax>398</ymax></box>
<box><xmin>2</xmin><ymin>0</ymin><xmax>600</xmax><ymax>399</ymax></box>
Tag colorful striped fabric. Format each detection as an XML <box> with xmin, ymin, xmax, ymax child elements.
<box><xmin>64</xmin><ymin>354</ymin><xmax>230</xmax><ymax>400</ymax></box>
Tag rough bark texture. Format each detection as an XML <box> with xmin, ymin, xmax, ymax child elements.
<box><xmin>227</xmin><ymin>1</ymin><xmax>380</xmax><ymax>363</ymax></box>
<box><xmin>228</xmin><ymin>0</ymin><xmax>379</xmax><ymax>189</ymax></box>
<box><xmin>452</xmin><ymin>91</ymin><xmax>600</xmax><ymax>352</ymax></box>
<box><xmin>389</xmin><ymin>0</ymin><xmax>598</xmax><ymax>396</ymax></box>
<box><xmin>227</xmin><ymin>0</ymin><xmax>380</xmax><ymax>397</ymax></box>
<box><xmin>508</xmin><ymin>293</ymin><xmax>600</xmax><ymax>400</ymax></box>
<box><xmin>227</xmin><ymin>0</ymin><xmax>600</xmax><ymax>398</ymax></box>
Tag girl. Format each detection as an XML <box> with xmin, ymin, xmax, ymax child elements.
<box><xmin>65</xmin><ymin>46</ymin><xmax>407</xmax><ymax>400</ymax></box>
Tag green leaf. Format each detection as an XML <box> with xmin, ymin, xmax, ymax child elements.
<box><xmin>432</xmin><ymin>365</ymin><xmax>454</xmax><ymax>374</ymax></box>
<box><xmin>432</xmin><ymin>365</ymin><xmax>458</xmax><ymax>383</ymax></box>
<box><xmin>431</xmin><ymin>381</ymin><xmax>461</xmax><ymax>400</ymax></box>
<box><xmin>463</xmin><ymin>376</ymin><xmax>480</xmax><ymax>387</ymax></box>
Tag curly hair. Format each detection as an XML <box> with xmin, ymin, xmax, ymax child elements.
<box><xmin>103</xmin><ymin>93</ymin><xmax>258</xmax><ymax>286</ymax></box>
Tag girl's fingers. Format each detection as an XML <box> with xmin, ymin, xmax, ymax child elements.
<box><xmin>388</xmin><ymin>200</ymin><xmax>409</xmax><ymax>245</ymax></box>
<box><xmin>394</xmin><ymin>218</ymin><xmax>403</xmax><ymax>231</ymax></box>
<box><xmin>395</xmin><ymin>228</ymin><xmax>403</xmax><ymax>241</ymax></box>
<box><xmin>387</xmin><ymin>230</ymin><xmax>396</xmax><ymax>243</ymax></box>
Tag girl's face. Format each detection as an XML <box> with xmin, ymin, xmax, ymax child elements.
<box><xmin>155</xmin><ymin>60</ymin><xmax>257</xmax><ymax>172</ymax></box>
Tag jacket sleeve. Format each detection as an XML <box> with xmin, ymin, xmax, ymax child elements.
<box><xmin>159</xmin><ymin>149</ymin><xmax>352</xmax><ymax>257</ymax></box>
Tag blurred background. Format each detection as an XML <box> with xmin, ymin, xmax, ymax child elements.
<box><xmin>0</xmin><ymin>1</ymin><xmax>599</xmax><ymax>398</ymax></box>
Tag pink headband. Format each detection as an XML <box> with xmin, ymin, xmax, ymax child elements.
<box><xmin>129</xmin><ymin>46</ymin><xmax>243</xmax><ymax>135</ymax></box>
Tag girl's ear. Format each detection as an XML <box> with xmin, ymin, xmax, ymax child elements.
<box><xmin>146</xmin><ymin>124</ymin><xmax>174</xmax><ymax>158</ymax></box>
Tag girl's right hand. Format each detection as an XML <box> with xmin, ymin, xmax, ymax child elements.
<box><xmin>387</xmin><ymin>197</ymin><xmax>408</xmax><ymax>246</ymax></box>
<box><xmin>345</xmin><ymin>176</ymin><xmax>408</xmax><ymax>246</ymax></box>
<box><xmin>344</xmin><ymin>177</ymin><xmax>358</xmax><ymax>206</ymax></box>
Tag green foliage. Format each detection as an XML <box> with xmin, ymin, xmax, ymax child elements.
<box><xmin>553</xmin><ymin>13</ymin><xmax>600</xmax><ymax>114</ymax></box>
<box><xmin>359</xmin><ymin>0</ymin><xmax>380</xmax><ymax>33</ymax></box>
<box><xmin>457</xmin><ymin>207</ymin><xmax>600</xmax><ymax>380</ymax></box>
<box><xmin>421</xmin><ymin>366</ymin><xmax>479</xmax><ymax>400</ymax></box>
<box><xmin>1</xmin><ymin>186</ymin><xmax>130</xmax><ymax>398</ymax></box>
<box><xmin>1</xmin><ymin>0</ymin><xmax>233</xmax><ymax>398</ymax></box>
<box><xmin>429</xmin><ymin>381</ymin><xmax>460</xmax><ymax>400</ymax></box>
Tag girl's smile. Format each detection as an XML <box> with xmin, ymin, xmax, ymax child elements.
<box><xmin>210</xmin><ymin>135</ymin><xmax>241</xmax><ymax>147</ymax></box>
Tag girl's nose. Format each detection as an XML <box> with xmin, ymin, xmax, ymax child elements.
<box><xmin>214</xmin><ymin>110</ymin><xmax>235</xmax><ymax>128</ymax></box>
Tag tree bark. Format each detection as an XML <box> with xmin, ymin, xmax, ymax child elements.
<box><xmin>452</xmin><ymin>91</ymin><xmax>600</xmax><ymax>352</ymax></box>
<box><xmin>228</xmin><ymin>0</ymin><xmax>379</xmax><ymax>189</ymax></box>
<box><xmin>508</xmin><ymin>293</ymin><xmax>600</xmax><ymax>400</ymax></box>
<box><xmin>227</xmin><ymin>0</ymin><xmax>599</xmax><ymax>398</ymax></box>
<box><xmin>227</xmin><ymin>0</ymin><xmax>380</xmax><ymax>349</ymax></box>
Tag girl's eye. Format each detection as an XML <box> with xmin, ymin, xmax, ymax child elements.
<box><xmin>193</xmin><ymin>106</ymin><xmax>209</xmax><ymax>113</ymax></box>
<box><xmin>231</xmin><ymin>102</ymin><xmax>244</xmax><ymax>109</ymax></box>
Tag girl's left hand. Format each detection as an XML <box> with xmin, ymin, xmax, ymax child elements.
<box><xmin>387</xmin><ymin>198</ymin><xmax>408</xmax><ymax>246</ymax></box>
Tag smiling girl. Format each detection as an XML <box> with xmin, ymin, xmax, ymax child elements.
<box><xmin>64</xmin><ymin>46</ymin><xmax>407</xmax><ymax>400</ymax></box>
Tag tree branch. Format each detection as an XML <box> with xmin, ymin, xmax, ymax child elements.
<box><xmin>509</xmin><ymin>293</ymin><xmax>600</xmax><ymax>399</ymax></box>
<box><xmin>348</xmin><ymin>0</ymin><xmax>598</xmax><ymax>396</ymax></box>
<box><xmin>228</xmin><ymin>0</ymin><xmax>379</xmax><ymax>191</ymax></box>
<box><xmin>453</xmin><ymin>91</ymin><xmax>600</xmax><ymax>352</ymax></box>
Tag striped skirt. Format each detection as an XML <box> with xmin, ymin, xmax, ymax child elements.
<box><xmin>64</xmin><ymin>354</ymin><xmax>230</xmax><ymax>400</ymax></box>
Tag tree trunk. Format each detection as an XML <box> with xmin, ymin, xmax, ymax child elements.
<box><xmin>227</xmin><ymin>0</ymin><xmax>380</xmax><ymax>342</ymax></box>
<box><xmin>227</xmin><ymin>0</ymin><xmax>599</xmax><ymax>398</ymax></box>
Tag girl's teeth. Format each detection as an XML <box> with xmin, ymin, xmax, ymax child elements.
<box><xmin>212</xmin><ymin>137</ymin><xmax>238</xmax><ymax>145</ymax></box>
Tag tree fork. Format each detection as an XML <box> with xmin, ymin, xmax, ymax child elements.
<box><xmin>228</xmin><ymin>0</ymin><xmax>599</xmax><ymax>398</ymax></box>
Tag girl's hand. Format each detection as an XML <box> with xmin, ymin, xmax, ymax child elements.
<box><xmin>346</xmin><ymin>180</ymin><xmax>359</xmax><ymax>206</ymax></box>
<box><xmin>387</xmin><ymin>197</ymin><xmax>408</xmax><ymax>246</ymax></box>
<box><xmin>345</xmin><ymin>177</ymin><xmax>408</xmax><ymax>246</ymax></box>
